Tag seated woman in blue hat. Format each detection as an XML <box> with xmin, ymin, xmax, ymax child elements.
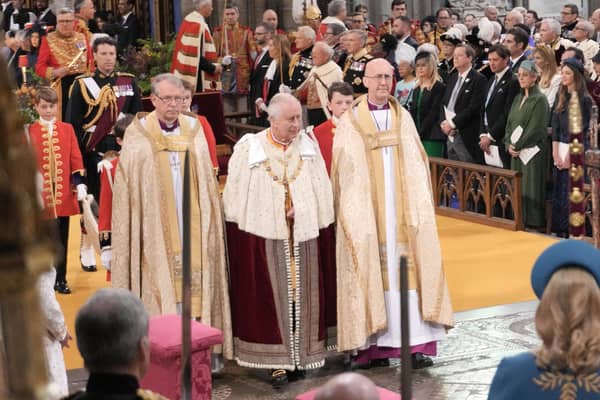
<box><xmin>488</xmin><ymin>240</ymin><xmax>600</xmax><ymax>399</ymax></box>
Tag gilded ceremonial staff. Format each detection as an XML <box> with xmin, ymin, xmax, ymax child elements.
<box><xmin>400</xmin><ymin>256</ymin><xmax>412</xmax><ymax>399</ymax></box>
<box><xmin>181</xmin><ymin>151</ymin><xmax>192</xmax><ymax>400</ymax></box>
<box><xmin>568</xmin><ymin>92</ymin><xmax>586</xmax><ymax>238</ymax></box>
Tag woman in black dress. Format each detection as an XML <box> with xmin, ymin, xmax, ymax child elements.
<box><xmin>409</xmin><ymin>51</ymin><xmax>446</xmax><ymax>157</ymax></box>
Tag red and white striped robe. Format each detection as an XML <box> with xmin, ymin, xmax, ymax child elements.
<box><xmin>171</xmin><ymin>11</ymin><xmax>221</xmax><ymax>91</ymax></box>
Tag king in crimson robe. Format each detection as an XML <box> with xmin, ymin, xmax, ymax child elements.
<box><xmin>111</xmin><ymin>111</ymin><xmax>232</xmax><ymax>359</ymax></box>
<box><xmin>223</xmin><ymin>128</ymin><xmax>335</xmax><ymax>370</ymax></box>
<box><xmin>331</xmin><ymin>95</ymin><xmax>454</xmax><ymax>360</ymax></box>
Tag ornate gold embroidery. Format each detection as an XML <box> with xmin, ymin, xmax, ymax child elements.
<box><xmin>533</xmin><ymin>370</ymin><xmax>600</xmax><ymax>400</ymax></box>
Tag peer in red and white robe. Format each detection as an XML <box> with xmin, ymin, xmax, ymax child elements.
<box><xmin>171</xmin><ymin>3</ymin><xmax>222</xmax><ymax>92</ymax></box>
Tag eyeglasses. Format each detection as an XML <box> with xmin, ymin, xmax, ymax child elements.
<box><xmin>560</xmin><ymin>11</ymin><xmax>574</xmax><ymax>15</ymax></box>
<box><xmin>57</xmin><ymin>19</ymin><xmax>74</xmax><ymax>23</ymax></box>
<box><xmin>365</xmin><ymin>74</ymin><xmax>394</xmax><ymax>82</ymax></box>
<box><xmin>155</xmin><ymin>96</ymin><xmax>184</xmax><ymax>104</ymax></box>
<box><xmin>255</xmin><ymin>31</ymin><xmax>266</xmax><ymax>35</ymax></box>
<box><xmin>351</xmin><ymin>19</ymin><xmax>364</xmax><ymax>23</ymax></box>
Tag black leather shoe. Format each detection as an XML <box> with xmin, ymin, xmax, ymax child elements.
<box><xmin>370</xmin><ymin>358</ymin><xmax>390</xmax><ymax>368</ymax></box>
<box><xmin>412</xmin><ymin>352</ymin><xmax>434</xmax><ymax>369</ymax></box>
<box><xmin>82</xmin><ymin>264</ymin><xmax>97</xmax><ymax>272</ymax></box>
<box><xmin>270</xmin><ymin>369</ymin><xmax>288</xmax><ymax>389</ymax></box>
<box><xmin>54</xmin><ymin>282</ymin><xmax>72</xmax><ymax>294</ymax></box>
<box><xmin>287</xmin><ymin>369</ymin><xmax>306</xmax><ymax>382</ymax></box>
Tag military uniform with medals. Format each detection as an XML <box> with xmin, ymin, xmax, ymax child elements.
<box><xmin>288</xmin><ymin>45</ymin><xmax>314</xmax><ymax>90</ymax></box>
<box><xmin>342</xmin><ymin>48</ymin><xmax>373</xmax><ymax>96</ymax></box>
<box><xmin>65</xmin><ymin>69</ymin><xmax>142</xmax><ymax>199</ymax></box>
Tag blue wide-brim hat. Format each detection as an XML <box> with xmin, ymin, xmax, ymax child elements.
<box><xmin>531</xmin><ymin>240</ymin><xmax>600</xmax><ymax>299</ymax></box>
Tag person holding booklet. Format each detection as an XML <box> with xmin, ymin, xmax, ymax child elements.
<box><xmin>550</xmin><ymin>58</ymin><xmax>593</xmax><ymax>237</ymax></box>
<box><xmin>504</xmin><ymin>60</ymin><xmax>549</xmax><ymax>230</ymax></box>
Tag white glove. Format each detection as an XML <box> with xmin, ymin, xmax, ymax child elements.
<box><xmin>255</xmin><ymin>98</ymin><xmax>268</xmax><ymax>112</ymax></box>
<box><xmin>279</xmin><ymin>84</ymin><xmax>292</xmax><ymax>94</ymax></box>
<box><xmin>76</xmin><ymin>184</ymin><xmax>87</xmax><ymax>202</ymax></box>
<box><xmin>221</xmin><ymin>55</ymin><xmax>232</xmax><ymax>66</ymax></box>
<box><xmin>101</xmin><ymin>247</ymin><xmax>112</xmax><ymax>271</ymax></box>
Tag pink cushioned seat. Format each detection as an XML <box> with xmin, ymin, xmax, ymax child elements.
<box><xmin>140</xmin><ymin>314</ymin><xmax>223</xmax><ymax>400</ymax></box>
<box><xmin>296</xmin><ymin>387</ymin><xmax>401</xmax><ymax>400</ymax></box>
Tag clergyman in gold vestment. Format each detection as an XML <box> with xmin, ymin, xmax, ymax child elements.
<box><xmin>111</xmin><ymin>74</ymin><xmax>232</xmax><ymax>360</ymax></box>
<box><xmin>332</xmin><ymin>58</ymin><xmax>453</xmax><ymax>369</ymax></box>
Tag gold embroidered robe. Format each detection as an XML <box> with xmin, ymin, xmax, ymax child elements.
<box><xmin>331</xmin><ymin>95</ymin><xmax>454</xmax><ymax>352</ymax></box>
<box><xmin>111</xmin><ymin>111</ymin><xmax>232</xmax><ymax>358</ymax></box>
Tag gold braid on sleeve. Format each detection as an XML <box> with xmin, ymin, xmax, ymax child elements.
<box><xmin>80</xmin><ymin>81</ymin><xmax>118</xmax><ymax>130</ymax></box>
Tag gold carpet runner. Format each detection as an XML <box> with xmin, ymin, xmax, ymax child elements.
<box><xmin>59</xmin><ymin>215</ymin><xmax>556</xmax><ymax>370</ymax></box>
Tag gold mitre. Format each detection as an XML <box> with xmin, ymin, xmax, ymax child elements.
<box><xmin>305</xmin><ymin>5</ymin><xmax>322</xmax><ymax>20</ymax></box>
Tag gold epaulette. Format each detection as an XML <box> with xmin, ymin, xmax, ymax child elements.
<box><xmin>74</xmin><ymin>73</ymin><xmax>93</xmax><ymax>80</ymax></box>
<box><xmin>136</xmin><ymin>389</ymin><xmax>170</xmax><ymax>400</ymax></box>
<box><xmin>116</xmin><ymin>72</ymin><xmax>135</xmax><ymax>78</ymax></box>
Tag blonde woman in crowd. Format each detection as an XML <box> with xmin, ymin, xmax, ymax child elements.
<box><xmin>533</xmin><ymin>45</ymin><xmax>561</xmax><ymax>108</ymax></box>
<box><xmin>409</xmin><ymin>51</ymin><xmax>446</xmax><ymax>157</ymax></box>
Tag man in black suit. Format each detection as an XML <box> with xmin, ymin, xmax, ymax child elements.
<box><xmin>480</xmin><ymin>44</ymin><xmax>519</xmax><ymax>168</ymax></box>
<box><xmin>392</xmin><ymin>16</ymin><xmax>418</xmax><ymax>50</ymax></box>
<box><xmin>504</xmin><ymin>27</ymin><xmax>529</xmax><ymax>73</ymax></box>
<box><xmin>440</xmin><ymin>43</ymin><xmax>487</xmax><ymax>163</ymax></box>
<box><xmin>34</xmin><ymin>0</ymin><xmax>55</xmax><ymax>28</ymax></box>
<box><xmin>249</xmin><ymin>22</ymin><xmax>274</xmax><ymax>127</ymax></box>
<box><xmin>115</xmin><ymin>0</ymin><xmax>140</xmax><ymax>53</ymax></box>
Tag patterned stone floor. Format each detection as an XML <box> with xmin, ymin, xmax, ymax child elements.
<box><xmin>67</xmin><ymin>301</ymin><xmax>540</xmax><ymax>399</ymax></box>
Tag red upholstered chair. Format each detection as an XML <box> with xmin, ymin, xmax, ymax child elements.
<box><xmin>295</xmin><ymin>387</ymin><xmax>401</xmax><ymax>400</ymax></box>
<box><xmin>140</xmin><ymin>314</ymin><xmax>223</xmax><ymax>400</ymax></box>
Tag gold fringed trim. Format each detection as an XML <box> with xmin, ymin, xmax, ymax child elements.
<box><xmin>79</xmin><ymin>80</ymin><xmax>118</xmax><ymax>129</ymax></box>
<box><xmin>284</xmin><ymin>239</ymin><xmax>297</xmax><ymax>366</ymax></box>
<box><xmin>234</xmin><ymin>358</ymin><xmax>296</xmax><ymax>370</ymax></box>
<box><xmin>292</xmin><ymin>241</ymin><xmax>301</xmax><ymax>367</ymax></box>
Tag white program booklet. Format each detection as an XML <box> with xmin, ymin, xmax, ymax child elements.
<box><xmin>558</xmin><ymin>142</ymin><xmax>570</xmax><ymax>164</ymax></box>
<box><xmin>444</xmin><ymin>106</ymin><xmax>456</xmax><ymax>143</ymax></box>
<box><xmin>510</xmin><ymin>125</ymin><xmax>523</xmax><ymax>144</ymax></box>
<box><xmin>484</xmin><ymin>145</ymin><xmax>504</xmax><ymax>168</ymax></box>
<box><xmin>519</xmin><ymin>145</ymin><xmax>540</xmax><ymax>165</ymax></box>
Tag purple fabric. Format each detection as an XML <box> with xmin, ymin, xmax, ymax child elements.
<box><xmin>367</xmin><ymin>99</ymin><xmax>391</xmax><ymax>110</ymax></box>
<box><xmin>353</xmin><ymin>341</ymin><xmax>437</xmax><ymax>364</ymax></box>
<box><xmin>158</xmin><ymin>119</ymin><xmax>179</xmax><ymax>132</ymax></box>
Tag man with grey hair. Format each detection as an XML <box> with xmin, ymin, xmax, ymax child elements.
<box><xmin>112</xmin><ymin>73</ymin><xmax>233</xmax><ymax>364</ymax></box>
<box><xmin>74</xmin><ymin>0</ymin><xmax>98</xmax><ymax>39</ymax></box>
<box><xmin>504</xmin><ymin>9</ymin><xmax>524</xmax><ymax>30</ymax></box>
<box><xmin>171</xmin><ymin>0</ymin><xmax>224</xmax><ymax>92</ymax></box>
<box><xmin>572</xmin><ymin>20</ymin><xmax>598</xmax><ymax>74</ymax></box>
<box><xmin>342</xmin><ymin>29</ymin><xmax>373</xmax><ymax>96</ymax></box>
<box><xmin>319</xmin><ymin>0</ymin><xmax>347</xmax><ymax>37</ymax></box>
<box><xmin>289</xmin><ymin>25</ymin><xmax>316</xmax><ymax>90</ymax></box>
<box><xmin>314</xmin><ymin>373</ymin><xmax>379</xmax><ymax>400</ymax></box>
<box><xmin>223</xmin><ymin>92</ymin><xmax>334</xmax><ymax>388</ymax></box>
<box><xmin>68</xmin><ymin>288</ymin><xmax>167</xmax><ymax>399</ymax></box>
<box><xmin>590</xmin><ymin>8</ymin><xmax>600</xmax><ymax>42</ymax></box>
<box><xmin>539</xmin><ymin>18</ymin><xmax>574</xmax><ymax>65</ymax></box>
<box><xmin>296</xmin><ymin>41</ymin><xmax>343</xmax><ymax>126</ymax></box>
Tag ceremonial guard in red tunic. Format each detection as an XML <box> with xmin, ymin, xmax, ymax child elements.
<box><xmin>213</xmin><ymin>3</ymin><xmax>254</xmax><ymax>112</ymax></box>
<box><xmin>36</xmin><ymin>7</ymin><xmax>93</xmax><ymax>120</ymax></box>
<box><xmin>29</xmin><ymin>87</ymin><xmax>86</xmax><ymax>295</ymax></box>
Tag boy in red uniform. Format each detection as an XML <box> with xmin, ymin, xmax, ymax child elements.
<box><xmin>29</xmin><ymin>86</ymin><xmax>86</xmax><ymax>294</ymax></box>
<box><xmin>97</xmin><ymin>114</ymin><xmax>135</xmax><ymax>280</ymax></box>
<box><xmin>312</xmin><ymin>81</ymin><xmax>354</xmax><ymax>175</ymax></box>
